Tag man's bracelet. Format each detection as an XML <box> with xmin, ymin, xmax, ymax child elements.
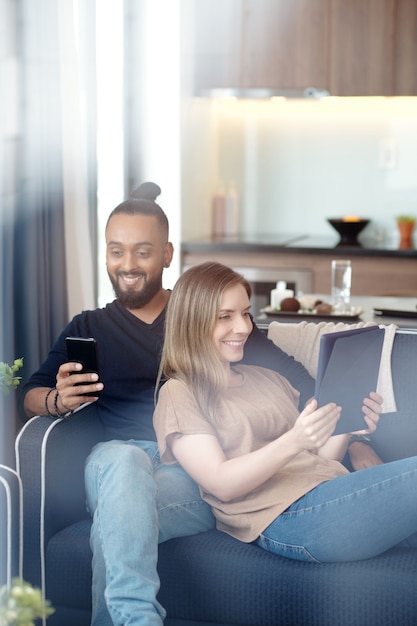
<box><xmin>44</xmin><ymin>387</ymin><xmax>56</xmax><ymax>418</ymax></box>
<box><xmin>53</xmin><ymin>390</ymin><xmax>73</xmax><ymax>418</ymax></box>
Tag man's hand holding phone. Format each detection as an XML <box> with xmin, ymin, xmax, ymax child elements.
<box><xmin>55</xmin><ymin>338</ymin><xmax>104</xmax><ymax>412</ymax></box>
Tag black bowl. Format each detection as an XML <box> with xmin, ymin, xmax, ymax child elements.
<box><xmin>327</xmin><ymin>218</ymin><xmax>370</xmax><ymax>246</ymax></box>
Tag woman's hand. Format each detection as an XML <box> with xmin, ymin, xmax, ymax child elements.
<box><xmin>318</xmin><ymin>391</ymin><xmax>383</xmax><ymax>462</ymax></box>
<box><xmin>290</xmin><ymin>399</ymin><xmax>341</xmax><ymax>452</ymax></box>
<box><xmin>354</xmin><ymin>391</ymin><xmax>383</xmax><ymax>435</ymax></box>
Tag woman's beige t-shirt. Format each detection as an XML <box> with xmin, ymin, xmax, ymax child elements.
<box><xmin>154</xmin><ymin>364</ymin><xmax>348</xmax><ymax>543</ymax></box>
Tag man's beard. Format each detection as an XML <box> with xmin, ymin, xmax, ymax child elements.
<box><xmin>108</xmin><ymin>271</ymin><xmax>162</xmax><ymax>309</ymax></box>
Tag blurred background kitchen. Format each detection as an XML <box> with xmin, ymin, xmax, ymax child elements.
<box><xmin>183</xmin><ymin>95</ymin><xmax>417</xmax><ymax>240</ymax></box>
<box><xmin>1</xmin><ymin>0</ymin><xmax>417</xmax><ymax>462</ymax></box>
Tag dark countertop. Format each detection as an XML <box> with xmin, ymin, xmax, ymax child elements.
<box><xmin>181</xmin><ymin>234</ymin><xmax>417</xmax><ymax>258</ymax></box>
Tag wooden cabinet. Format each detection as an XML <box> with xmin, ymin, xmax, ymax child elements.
<box><xmin>192</xmin><ymin>0</ymin><xmax>330</xmax><ymax>93</ymax></box>
<box><xmin>394</xmin><ymin>0</ymin><xmax>417</xmax><ymax>95</ymax></box>
<box><xmin>242</xmin><ymin>0</ymin><xmax>330</xmax><ymax>91</ymax></box>
<box><xmin>329</xmin><ymin>0</ymin><xmax>395</xmax><ymax>96</ymax></box>
<box><xmin>191</xmin><ymin>0</ymin><xmax>417</xmax><ymax>96</ymax></box>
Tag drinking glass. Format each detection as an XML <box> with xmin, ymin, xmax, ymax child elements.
<box><xmin>331</xmin><ymin>259</ymin><xmax>352</xmax><ymax>313</ymax></box>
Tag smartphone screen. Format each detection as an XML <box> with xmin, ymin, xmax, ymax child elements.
<box><xmin>65</xmin><ymin>337</ymin><xmax>102</xmax><ymax>397</ymax></box>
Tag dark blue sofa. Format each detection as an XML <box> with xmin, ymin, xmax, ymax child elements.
<box><xmin>15</xmin><ymin>329</ymin><xmax>417</xmax><ymax>625</ymax></box>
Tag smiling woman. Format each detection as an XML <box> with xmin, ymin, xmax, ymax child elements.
<box><xmin>153</xmin><ymin>262</ymin><xmax>417</xmax><ymax>568</ymax></box>
<box><xmin>158</xmin><ymin>262</ymin><xmax>254</xmax><ymax>423</ymax></box>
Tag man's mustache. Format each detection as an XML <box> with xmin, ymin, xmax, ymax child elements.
<box><xmin>116</xmin><ymin>271</ymin><xmax>146</xmax><ymax>279</ymax></box>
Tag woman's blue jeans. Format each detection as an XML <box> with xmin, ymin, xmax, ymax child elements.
<box><xmin>85</xmin><ymin>440</ymin><xmax>215</xmax><ymax>626</ymax></box>
<box><xmin>256</xmin><ymin>456</ymin><xmax>417</xmax><ymax>562</ymax></box>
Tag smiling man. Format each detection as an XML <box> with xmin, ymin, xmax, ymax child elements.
<box><xmin>105</xmin><ymin>208</ymin><xmax>173</xmax><ymax>315</ymax></box>
<box><xmin>21</xmin><ymin>182</ymin><xmax>316</xmax><ymax>626</ymax></box>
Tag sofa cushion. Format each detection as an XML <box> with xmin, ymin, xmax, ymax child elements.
<box><xmin>45</xmin><ymin>522</ymin><xmax>417</xmax><ymax>626</ymax></box>
<box><xmin>46</xmin><ymin>519</ymin><xmax>92</xmax><ymax>610</ymax></box>
<box><xmin>158</xmin><ymin>530</ymin><xmax>417</xmax><ymax>626</ymax></box>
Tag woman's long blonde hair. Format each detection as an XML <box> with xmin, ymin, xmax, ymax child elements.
<box><xmin>158</xmin><ymin>262</ymin><xmax>252</xmax><ymax>422</ymax></box>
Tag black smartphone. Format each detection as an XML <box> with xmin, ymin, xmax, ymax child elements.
<box><xmin>65</xmin><ymin>337</ymin><xmax>102</xmax><ymax>397</ymax></box>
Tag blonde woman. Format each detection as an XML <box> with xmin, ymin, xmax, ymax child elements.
<box><xmin>153</xmin><ymin>262</ymin><xmax>417</xmax><ymax>563</ymax></box>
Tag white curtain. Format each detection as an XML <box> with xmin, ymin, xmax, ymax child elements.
<box><xmin>58</xmin><ymin>0</ymin><xmax>96</xmax><ymax>319</ymax></box>
<box><xmin>0</xmin><ymin>0</ymin><xmax>98</xmax><ymax>464</ymax></box>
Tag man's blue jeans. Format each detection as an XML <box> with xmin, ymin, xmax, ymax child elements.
<box><xmin>85</xmin><ymin>440</ymin><xmax>215</xmax><ymax>626</ymax></box>
<box><xmin>256</xmin><ymin>456</ymin><xmax>417</xmax><ymax>562</ymax></box>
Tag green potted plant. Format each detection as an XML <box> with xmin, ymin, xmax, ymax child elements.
<box><xmin>395</xmin><ymin>215</ymin><xmax>415</xmax><ymax>248</ymax></box>
<box><xmin>0</xmin><ymin>578</ymin><xmax>54</xmax><ymax>625</ymax></box>
<box><xmin>0</xmin><ymin>359</ymin><xmax>24</xmax><ymax>396</ymax></box>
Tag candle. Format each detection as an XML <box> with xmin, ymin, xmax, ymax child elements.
<box><xmin>270</xmin><ymin>281</ymin><xmax>294</xmax><ymax>309</ymax></box>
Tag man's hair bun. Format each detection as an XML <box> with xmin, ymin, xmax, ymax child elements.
<box><xmin>130</xmin><ymin>182</ymin><xmax>161</xmax><ymax>202</ymax></box>
<box><xmin>107</xmin><ymin>180</ymin><xmax>168</xmax><ymax>235</ymax></box>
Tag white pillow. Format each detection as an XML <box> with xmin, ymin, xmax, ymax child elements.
<box><xmin>267</xmin><ymin>320</ymin><xmax>398</xmax><ymax>412</ymax></box>
<box><xmin>267</xmin><ymin>320</ymin><xmax>374</xmax><ymax>378</ymax></box>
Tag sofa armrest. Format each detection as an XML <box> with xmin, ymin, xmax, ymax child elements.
<box><xmin>0</xmin><ymin>465</ymin><xmax>22</xmax><ymax>586</ymax></box>
<box><xmin>15</xmin><ymin>404</ymin><xmax>105</xmax><ymax>586</ymax></box>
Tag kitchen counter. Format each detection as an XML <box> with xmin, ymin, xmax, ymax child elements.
<box><xmin>181</xmin><ymin>234</ymin><xmax>417</xmax><ymax>257</ymax></box>
<box><xmin>181</xmin><ymin>235</ymin><xmax>417</xmax><ymax>299</ymax></box>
